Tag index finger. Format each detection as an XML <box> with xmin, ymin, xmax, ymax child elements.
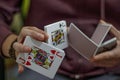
<box><xmin>110</xmin><ymin>25</ymin><xmax>120</xmax><ymax>40</ymax></box>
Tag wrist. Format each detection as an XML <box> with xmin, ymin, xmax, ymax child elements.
<box><xmin>9</xmin><ymin>38</ymin><xmax>17</xmax><ymax>59</ymax></box>
<box><xmin>2</xmin><ymin>34</ymin><xmax>17</xmax><ymax>58</ymax></box>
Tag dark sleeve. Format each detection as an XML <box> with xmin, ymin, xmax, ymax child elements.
<box><xmin>0</xmin><ymin>0</ymin><xmax>21</xmax><ymax>56</ymax></box>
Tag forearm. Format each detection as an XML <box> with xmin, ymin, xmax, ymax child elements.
<box><xmin>0</xmin><ymin>0</ymin><xmax>21</xmax><ymax>57</ymax></box>
<box><xmin>2</xmin><ymin>34</ymin><xmax>17</xmax><ymax>57</ymax></box>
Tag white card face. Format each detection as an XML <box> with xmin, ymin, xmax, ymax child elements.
<box><xmin>68</xmin><ymin>23</ymin><xmax>98</xmax><ymax>60</ymax></box>
<box><xmin>44</xmin><ymin>20</ymin><xmax>68</xmax><ymax>50</ymax></box>
<box><xmin>16</xmin><ymin>36</ymin><xmax>65</xmax><ymax>79</ymax></box>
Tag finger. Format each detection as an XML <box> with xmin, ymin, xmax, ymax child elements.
<box><xmin>91</xmin><ymin>51</ymin><xmax>114</xmax><ymax>62</ymax></box>
<box><xmin>110</xmin><ymin>26</ymin><xmax>120</xmax><ymax>40</ymax></box>
<box><xmin>18</xmin><ymin>28</ymin><xmax>44</xmax><ymax>42</ymax></box>
<box><xmin>99</xmin><ymin>20</ymin><xmax>107</xmax><ymax>24</ymax></box>
<box><xmin>13</xmin><ymin>42</ymin><xmax>31</xmax><ymax>53</ymax></box>
<box><xmin>27</xmin><ymin>27</ymin><xmax>49</xmax><ymax>40</ymax></box>
<box><xmin>91</xmin><ymin>51</ymin><xmax>117</xmax><ymax>67</ymax></box>
<box><xmin>93</xmin><ymin>58</ymin><xmax>119</xmax><ymax>67</ymax></box>
<box><xmin>18</xmin><ymin>27</ymin><xmax>48</xmax><ymax>42</ymax></box>
<box><xmin>18</xmin><ymin>64</ymin><xmax>24</xmax><ymax>73</ymax></box>
<box><xmin>93</xmin><ymin>62</ymin><xmax>114</xmax><ymax>67</ymax></box>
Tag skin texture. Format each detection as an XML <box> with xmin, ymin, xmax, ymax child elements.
<box><xmin>92</xmin><ymin>25</ymin><xmax>120</xmax><ymax>67</ymax></box>
<box><xmin>13</xmin><ymin>27</ymin><xmax>49</xmax><ymax>73</ymax></box>
<box><xmin>13</xmin><ymin>25</ymin><xmax>120</xmax><ymax>72</ymax></box>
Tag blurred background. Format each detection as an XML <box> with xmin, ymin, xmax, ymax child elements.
<box><xmin>4</xmin><ymin>0</ymin><xmax>30</xmax><ymax>80</ymax></box>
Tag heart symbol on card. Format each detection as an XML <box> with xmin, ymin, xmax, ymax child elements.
<box><xmin>50</xmin><ymin>56</ymin><xmax>54</xmax><ymax>60</ymax></box>
<box><xmin>26</xmin><ymin>61</ymin><xmax>31</xmax><ymax>66</ymax></box>
<box><xmin>28</xmin><ymin>56</ymin><xmax>32</xmax><ymax>60</ymax></box>
<box><xmin>51</xmin><ymin>50</ymin><xmax>56</xmax><ymax>55</ymax></box>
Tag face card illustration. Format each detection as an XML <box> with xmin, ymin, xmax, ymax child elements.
<box><xmin>51</xmin><ymin>29</ymin><xmax>64</xmax><ymax>46</ymax></box>
<box><xmin>30</xmin><ymin>46</ymin><xmax>56</xmax><ymax>69</ymax></box>
<box><xmin>16</xmin><ymin>36</ymin><xmax>65</xmax><ymax>79</ymax></box>
<box><xmin>44</xmin><ymin>20</ymin><xmax>68</xmax><ymax>49</ymax></box>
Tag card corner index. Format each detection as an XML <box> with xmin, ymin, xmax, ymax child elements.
<box><xmin>17</xmin><ymin>36</ymin><xmax>65</xmax><ymax>79</ymax></box>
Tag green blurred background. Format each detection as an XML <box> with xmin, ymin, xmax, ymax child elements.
<box><xmin>5</xmin><ymin>0</ymin><xmax>30</xmax><ymax>80</ymax></box>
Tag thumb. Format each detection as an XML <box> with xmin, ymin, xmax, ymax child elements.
<box><xmin>110</xmin><ymin>25</ymin><xmax>120</xmax><ymax>40</ymax></box>
<box><xmin>18</xmin><ymin>64</ymin><xmax>24</xmax><ymax>73</ymax></box>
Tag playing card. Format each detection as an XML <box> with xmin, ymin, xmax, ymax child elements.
<box><xmin>91</xmin><ymin>21</ymin><xmax>112</xmax><ymax>45</ymax></box>
<box><xmin>16</xmin><ymin>36</ymin><xmax>65</xmax><ymax>79</ymax></box>
<box><xmin>68</xmin><ymin>23</ymin><xmax>116</xmax><ymax>60</ymax></box>
<box><xmin>68</xmin><ymin>23</ymin><xmax>98</xmax><ymax>59</ymax></box>
<box><xmin>96</xmin><ymin>37</ymin><xmax>117</xmax><ymax>54</ymax></box>
<box><xmin>44</xmin><ymin>20</ymin><xmax>68</xmax><ymax>49</ymax></box>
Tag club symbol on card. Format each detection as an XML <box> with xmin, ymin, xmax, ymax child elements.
<box><xmin>59</xmin><ymin>23</ymin><xmax>65</xmax><ymax>28</ymax></box>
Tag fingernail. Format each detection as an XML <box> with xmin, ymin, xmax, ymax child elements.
<box><xmin>37</xmin><ymin>33</ymin><xmax>44</xmax><ymax>39</ymax></box>
<box><xmin>18</xmin><ymin>68</ymin><xmax>22</xmax><ymax>73</ymax></box>
<box><xmin>18</xmin><ymin>66</ymin><xmax>24</xmax><ymax>73</ymax></box>
<box><xmin>25</xmin><ymin>46</ymin><xmax>31</xmax><ymax>52</ymax></box>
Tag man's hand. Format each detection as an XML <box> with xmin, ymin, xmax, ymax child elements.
<box><xmin>13</xmin><ymin>27</ymin><xmax>49</xmax><ymax>73</ymax></box>
<box><xmin>91</xmin><ymin>26</ymin><xmax>120</xmax><ymax>67</ymax></box>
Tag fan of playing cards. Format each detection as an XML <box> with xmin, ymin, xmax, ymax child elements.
<box><xmin>16</xmin><ymin>20</ymin><xmax>116</xmax><ymax>79</ymax></box>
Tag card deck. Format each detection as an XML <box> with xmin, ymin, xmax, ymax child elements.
<box><xmin>68</xmin><ymin>23</ymin><xmax>98</xmax><ymax>59</ymax></box>
<box><xmin>16</xmin><ymin>20</ymin><xmax>117</xmax><ymax>79</ymax></box>
<box><xmin>68</xmin><ymin>23</ymin><xmax>116</xmax><ymax>60</ymax></box>
<box><xmin>91</xmin><ymin>21</ymin><xmax>112</xmax><ymax>45</ymax></box>
<box><xmin>44</xmin><ymin>20</ymin><xmax>68</xmax><ymax>49</ymax></box>
<box><xmin>16</xmin><ymin>36</ymin><xmax>65</xmax><ymax>79</ymax></box>
<box><xmin>96</xmin><ymin>37</ymin><xmax>116</xmax><ymax>54</ymax></box>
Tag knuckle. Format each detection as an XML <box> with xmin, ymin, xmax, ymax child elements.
<box><xmin>13</xmin><ymin>42</ymin><xmax>18</xmax><ymax>49</ymax></box>
<box><xmin>29</xmin><ymin>31</ymin><xmax>36</xmax><ymax>36</ymax></box>
<box><xmin>31</xmin><ymin>26</ymin><xmax>37</xmax><ymax>29</ymax></box>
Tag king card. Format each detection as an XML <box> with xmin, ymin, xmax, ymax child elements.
<box><xmin>16</xmin><ymin>36</ymin><xmax>65</xmax><ymax>79</ymax></box>
<box><xmin>44</xmin><ymin>20</ymin><xmax>68</xmax><ymax>49</ymax></box>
